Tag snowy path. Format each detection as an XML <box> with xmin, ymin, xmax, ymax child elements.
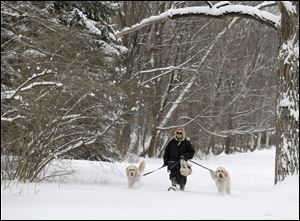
<box><xmin>1</xmin><ymin>148</ymin><xmax>299</xmax><ymax>220</ymax></box>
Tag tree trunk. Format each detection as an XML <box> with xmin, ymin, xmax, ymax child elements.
<box><xmin>266</xmin><ymin>131</ymin><xmax>270</xmax><ymax>148</ymax></box>
<box><xmin>117</xmin><ymin>115</ymin><xmax>132</xmax><ymax>156</ymax></box>
<box><xmin>275</xmin><ymin>2</ymin><xmax>299</xmax><ymax>184</ymax></box>
<box><xmin>257</xmin><ymin>132</ymin><xmax>262</xmax><ymax>150</ymax></box>
<box><xmin>147</xmin><ymin>127</ymin><xmax>158</xmax><ymax>158</ymax></box>
<box><xmin>225</xmin><ymin>112</ymin><xmax>233</xmax><ymax>154</ymax></box>
<box><xmin>250</xmin><ymin>134</ymin><xmax>256</xmax><ymax>152</ymax></box>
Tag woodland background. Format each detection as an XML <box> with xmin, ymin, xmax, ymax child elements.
<box><xmin>1</xmin><ymin>1</ymin><xmax>298</xmax><ymax>183</ymax></box>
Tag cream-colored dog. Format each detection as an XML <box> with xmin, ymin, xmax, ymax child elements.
<box><xmin>210</xmin><ymin>166</ymin><xmax>231</xmax><ymax>194</ymax></box>
<box><xmin>126</xmin><ymin>160</ymin><xmax>145</xmax><ymax>188</ymax></box>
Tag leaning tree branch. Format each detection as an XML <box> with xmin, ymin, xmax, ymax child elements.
<box><xmin>116</xmin><ymin>4</ymin><xmax>279</xmax><ymax>38</ymax></box>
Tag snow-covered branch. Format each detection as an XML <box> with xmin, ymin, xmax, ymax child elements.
<box><xmin>97</xmin><ymin>115</ymin><xmax>121</xmax><ymax>138</ymax></box>
<box><xmin>255</xmin><ymin>1</ymin><xmax>276</xmax><ymax>9</ymax></box>
<box><xmin>73</xmin><ymin>9</ymin><xmax>128</xmax><ymax>56</ymax></box>
<box><xmin>116</xmin><ymin>4</ymin><xmax>279</xmax><ymax>38</ymax></box>
<box><xmin>1</xmin><ymin>69</ymin><xmax>57</xmax><ymax>101</ymax></box>
<box><xmin>158</xmin><ymin>76</ymin><xmax>196</xmax><ymax>128</ymax></box>
<box><xmin>20</xmin><ymin>81</ymin><xmax>62</xmax><ymax>92</ymax></box>
<box><xmin>157</xmin><ymin>112</ymin><xmax>203</xmax><ymax>131</ymax></box>
<box><xmin>1</xmin><ymin>115</ymin><xmax>25</xmax><ymax>122</ymax></box>
<box><xmin>194</xmin><ymin>120</ymin><xmax>227</xmax><ymax>138</ymax></box>
<box><xmin>140</xmin><ymin>40</ymin><xmax>214</xmax><ymax>86</ymax></box>
<box><xmin>220</xmin><ymin>127</ymin><xmax>276</xmax><ymax>136</ymax></box>
<box><xmin>74</xmin><ymin>9</ymin><xmax>103</xmax><ymax>37</ymax></box>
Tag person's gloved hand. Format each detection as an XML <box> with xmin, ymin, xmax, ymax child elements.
<box><xmin>181</xmin><ymin>153</ymin><xmax>191</xmax><ymax>160</ymax></box>
<box><xmin>180</xmin><ymin>155</ymin><xmax>187</xmax><ymax>160</ymax></box>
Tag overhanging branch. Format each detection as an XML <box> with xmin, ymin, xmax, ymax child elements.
<box><xmin>116</xmin><ymin>4</ymin><xmax>279</xmax><ymax>38</ymax></box>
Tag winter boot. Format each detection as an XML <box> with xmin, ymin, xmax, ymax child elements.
<box><xmin>168</xmin><ymin>177</ymin><xmax>177</xmax><ymax>191</ymax></box>
<box><xmin>171</xmin><ymin>177</ymin><xmax>177</xmax><ymax>187</ymax></box>
<box><xmin>180</xmin><ymin>184</ymin><xmax>185</xmax><ymax>191</ymax></box>
<box><xmin>179</xmin><ymin>179</ymin><xmax>185</xmax><ymax>191</ymax></box>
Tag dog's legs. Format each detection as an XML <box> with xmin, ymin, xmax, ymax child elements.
<box><xmin>218</xmin><ymin>184</ymin><xmax>226</xmax><ymax>194</ymax></box>
<box><xmin>128</xmin><ymin>179</ymin><xmax>133</xmax><ymax>188</ymax></box>
<box><xmin>217</xmin><ymin>186</ymin><xmax>222</xmax><ymax>194</ymax></box>
<box><xmin>226</xmin><ymin>184</ymin><xmax>231</xmax><ymax>194</ymax></box>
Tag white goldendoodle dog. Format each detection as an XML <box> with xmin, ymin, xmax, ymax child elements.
<box><xmin>125</xmin><ymin>160</ymin><xmax>145</xmax><ymax>188</ymax></box>
<box><xmin>210</xmin><ymin>166</ymin><xmax>231</xmax><ymax>194</ymax></box>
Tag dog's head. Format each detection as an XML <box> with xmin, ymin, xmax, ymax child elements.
<box><xmin>215</xmin><ymin>166</ymin><xmax>228</xmax><ymax>180</ymax></box>
<box><xmin>126</xmin><ymin>165</ymin><xmax>138</xmax><ymax>179</ymax></box>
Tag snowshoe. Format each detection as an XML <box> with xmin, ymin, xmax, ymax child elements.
<box><xmin>167</xmin><ymin>186</ymin><xmax>176</xmax><ymax>191</ymax></box>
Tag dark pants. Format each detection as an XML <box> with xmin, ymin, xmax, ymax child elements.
<box><xmin>168</xmin><ymin>161</ymin><xmax>187</xmax><ymax>186</ymax></box>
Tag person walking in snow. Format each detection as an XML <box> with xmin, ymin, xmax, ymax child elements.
<box><xmin>163</xmin><ymin>127</ymin><xmax>195</xmax><ymax>191</ymax></box>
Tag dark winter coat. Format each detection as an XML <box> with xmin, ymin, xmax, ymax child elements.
<box><xmin>163</xmin><ymin>138</ymin><xmax>195</xmax><ymax>166</ymax></box>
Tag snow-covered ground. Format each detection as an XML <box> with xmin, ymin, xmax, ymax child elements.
<box><xmin>1</xmin><ymin>147</ymin><xmax>299</xmax><ymax>220</ymax></box>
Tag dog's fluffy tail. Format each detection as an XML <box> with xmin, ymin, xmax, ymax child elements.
<box><xmin>138</xmin><ymin>160</ymin><xmax>146</xmax><ymax>174</ymax></box>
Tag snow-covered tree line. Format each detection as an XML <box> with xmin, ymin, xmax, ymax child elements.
<box><xmin>1</xmin><ymin>1</ymin><xmax>298</xmax><ymax>184</ymax></box>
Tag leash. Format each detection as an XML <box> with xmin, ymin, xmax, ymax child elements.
<box><xmin>143</xmin><ymin>160</ymin><xmax>212</xmax><ymax>176</ymax></box>
<box><xmin>143</xmin><ymin>165</ymin><xmax>167</xmax><ymax>176</ymax></box>
<box><xmin>143</xmin><ymin>160</ymin><xmax>180</xmax><ymax>176</ymax></box>
<box><xmin>168</xmin><ymin>160</ymin><xmax>180</xmax><ymax>171</ymax></box>
<box><xmin>188</xmin><ymin>159</ymin><xmax>213</xmax><ymax>171</ymax></box>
